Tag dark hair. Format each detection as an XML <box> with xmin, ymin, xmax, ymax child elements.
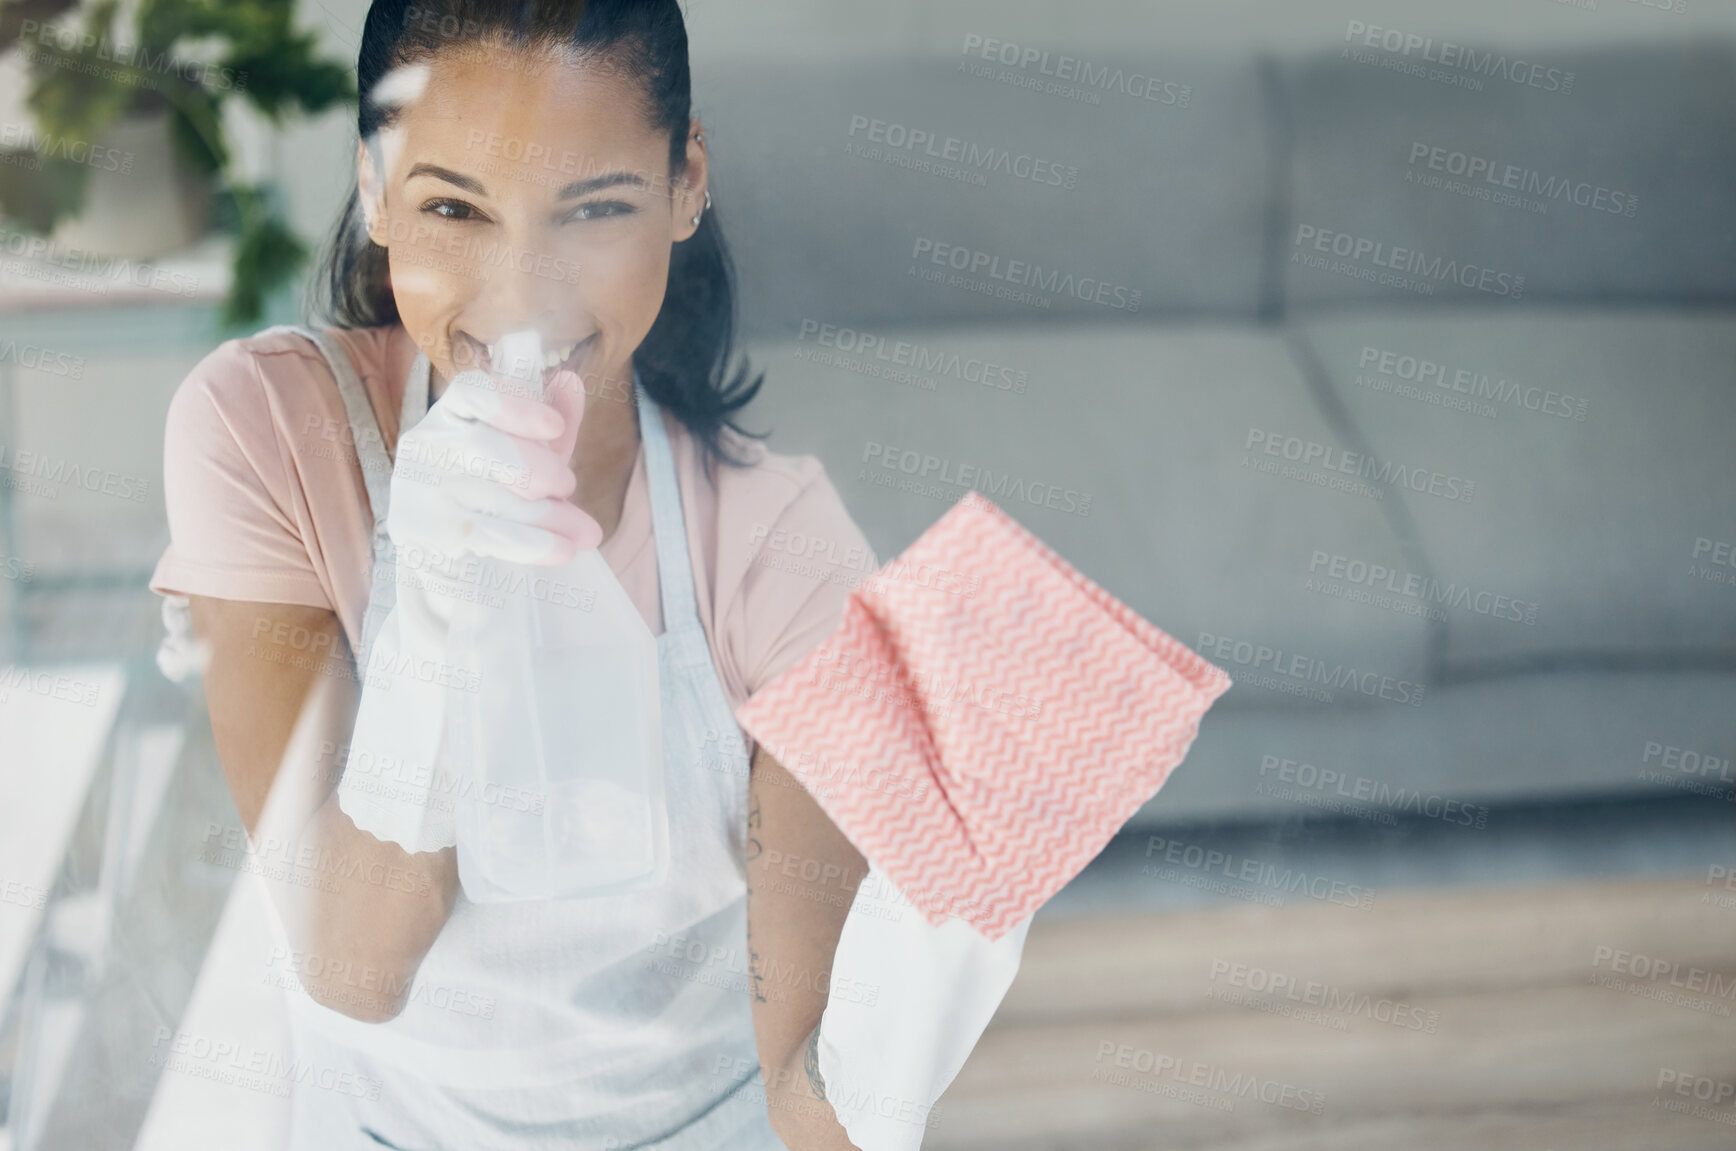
<box><xmin>315</xmin><ymin>0</ymin><xmax>765</xmax><ymax>473</ymax></box>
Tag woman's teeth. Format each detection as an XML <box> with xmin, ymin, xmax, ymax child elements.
<box><xmin>541</xmin><ymin>342</ymin><xmax>578</xmax><ymax>369</ymax></box>
<box><xmin>478</xmin><ymin>339</ymin><xmax>583</xmax><ymax>372</ymax></box>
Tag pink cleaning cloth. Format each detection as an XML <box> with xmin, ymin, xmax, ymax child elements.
<box><xmin>735</xmin><ymin>491</ymin><xmax>1233</xmax><ymax>941</ymax></box>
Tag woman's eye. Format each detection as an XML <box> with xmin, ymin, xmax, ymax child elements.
<box><xmin>571</xmin><ymin>201</ymin><xmax>635</xmax><ymax>222</ymax></box>
<box><xmin>422</xmin><ymin>199</ymin><xmax>480</xmax><ymax>221</ymax></box>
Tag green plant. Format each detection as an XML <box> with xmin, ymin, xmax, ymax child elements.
<box><xmin>0</xmin><ymin>0</ymin><xmax>354</xmax><ymax>324</ymax></box>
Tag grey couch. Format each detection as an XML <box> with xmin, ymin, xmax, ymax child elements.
<box><xmin>696</xmin><ymin>37</ymin><xmax>1736</xmax><ymax>825</ymax></box>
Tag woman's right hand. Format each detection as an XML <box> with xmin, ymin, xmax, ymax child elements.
<box><xmin>338</xmin><ymin>365</ymin><xmax>600</xmax><ymax>856</ymax></box>
<box><xmin>388</xmin><ymin>366</ymin><xmax>600</xmax><ymax>565</ymax></box>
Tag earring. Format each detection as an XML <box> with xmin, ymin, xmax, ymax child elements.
<box><xmin>690</xmin><ymin>189</ymin><xmax>711</xmax><ymax>227</ymax></box>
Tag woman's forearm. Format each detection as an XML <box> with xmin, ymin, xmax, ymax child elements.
<box><xmin>745</xmin><ymin>744</ymin><xmax>867</xmax><ymax>1149</ymax></box>
<box><xmin>289</xmin><ymin>793</ymin><xmax>459</xmax><ymax>1022</ymax></box>
<box><xmin>192</xmin><ymin>596</ymin><xmax>460</xmax><ymax>1022</ymax></box>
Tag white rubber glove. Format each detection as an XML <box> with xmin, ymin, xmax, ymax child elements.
<box><xmin>337</xmin><ymin>365</ymin><xmax>600</xmax><ymax>854</ymax></box>
<box><xmin>818</xmin><ymin>867</ymin><xmax>1033</xmax><ymax>1151</ymax></box>
<box><xmin>386</xmin><ymin>365</ymin><xmax>599</xmax><ymax>568</ymax></box>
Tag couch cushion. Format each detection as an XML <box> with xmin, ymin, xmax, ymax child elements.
<box><xmin>1129</xmin><ymin>668</ymin><xmax>1736</xmax><ymax>825</ymax></box>
<box><xmin>1280</xmin><ymin>42</ymin><xmax>1736</xmax><ymax>307</ymax></box>
<box><xmin>1297</xmin><ymin>306</ymin><xmax>1736</xmax><ymax>666</ymax></box>
<box><xmin>697</xmin><ymin>54</ymin><xmax>1272</xmax><ymax>338</ymax></box>
<box><xmin>739</xmin><ymin>320</ymin><xmax>1428</xmax><ymax>711</ymax></box>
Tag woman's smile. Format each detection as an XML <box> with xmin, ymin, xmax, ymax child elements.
<box><xmin>451</xmin><ymin>329</ymin><xmax>600</xmax><ymax>382</ymax></box>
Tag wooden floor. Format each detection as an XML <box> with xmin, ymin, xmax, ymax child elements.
<box><xmin>932</xmin><ymin>877</ymin><xmax>1736</xmax><ymax>1150</ymax></box>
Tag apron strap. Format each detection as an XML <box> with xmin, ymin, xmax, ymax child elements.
<box><xmin>401</xmin><ymin>350</ymin><xmax>431</xmax><ymax>432</ymax></box>
<box><xmin>272</xmin><ymin>324</ymin><xmax>397</xmax><ymax>542</ymax></box>
<box><xmin>636</xmin><ymin>371</ymin><xmax>702</xmax><ymax>633</ymax></box>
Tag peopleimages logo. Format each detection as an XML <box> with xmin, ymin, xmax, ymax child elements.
<box><xmin>1143</xmin><ymin>835</ymin><xmax>1377</xmax><ymax>911</ymax></box>
<box><xmin>1655</xmin><ymin>1069</ymin><xmax>1736</xmax><ymax>1124</ymax></box>
<box><xmin>265</xmin><ymin>946</ymin><xmax>498</xmax><ymax>1019</ymax></box>
<box><xmin>747</xmin><ymin>522</ymin><xmax>876</xmax><ymax>576</ymax></box>
<box><xmin>796</xmin><ymin>319</ymin><xmax>1029</xmax><ymax>394</ymax></box>
<box><xmin>1592</xmin><ymin>946</ymin><xmax>1736</xmax><ymax>1009</ymax></box>
<box><xmin>1307</xmin><ymin>550</ymin><xmax>1539</xmax><ymax>626</ymax></box>
<box><xmin>0</xmin><ymin>445</ymin><xmax>152</xmax><ymax>502</ymax></box>
<box><xmin>376</xmin><ymin>215</ymin><xmax>582</xmax><ymax>285</ymax></box>
<box><xmin>1244</xmin><ymin>428</ymin><xmax>1476</xmax><ymax>505</ymax></box>
<box><xmin>1406</xmin><ymin>142</ymin><xmax>1639</xmax><ymax>217</ymax></box>
<box><xmin>1689</xmin><ymin>536</ymin><xmax>1736</xmax><ymax>588</ymax></box>
<box><xmin>1196</xmin><ymin>630</ymin><xmax>1425</xmax><ymax>707</ymax></box>
<box><xmin>0</xmin><ymin>122</ymin><xmax>134</xmax><ymax>174</ymax></box>
<box><xmin>1292</xmin><ymin>225</ymin><xmax>1524</xmax><ymax>298</ymax></box>
<box><xmin>384</xmin><ymin>543</ymin><xmax>598</xmax><ymax>612</ymax></box>
<box><xmin>1342</xmin><ymin>21</ymin><xmax>1575</xmax><ymax>95</ymax></box>
<box><xmin>0</xmin><ymin>339</ymin><xmax>84</xmax><ymax>380</ymax></box>
<box><xmin>958</xmin><ymin>34</ymin><xmax>1193</xmax><ymax>107</ymax></box>
<box><xmin>1693</xmin><ymin>537</ymin><xmax>1736</xmax><ymax>569</ymax></box>
<box><xmin>1208</xmin><ymin>959</ymin><xmax>1441</xmax><ymax>1032</ymax></box>
<box><xmin>0</xmin><ymin>223</ymin><xmax>200</xmax><ymax>297</ymax></box>
<box><xmin>861</xmin><ymin>440</ymin><xmax>1092</xmax><ymax>517</ymax></box>
<box><xmin>1638</xmin><ymin>740</ymin><xmax>1734</xmax><ymax>801</ymax></box>
<box><xmin>1355</xmin><ymin>345</ymin><xmax>1587</xmax><ymax>422</ymax></box>
<box><xmin>1257</xmin><ymin>753</ymin><xmax>1489</xmax><ymax>828</ymax></box>
<box><xmin>1703</xmin><ymin>866</ymin><xmax>1736</xmax><ymax>913</ymax></box>
<box><xmin>910</xmin><ymin>237</ymin><xmax>1143</xmax><ymax>312</ymax></box>
<box><xmin>18</xmin><ymin>20</ymin><xmax>246</xmax><ymax>91</ymax></box>
<box><xmin>0</xmin><ymin>554</ymin><xmax>35</xmax><ymax>584</ymax></box>
<box><xmin>845</xmin><ymin>114</ymin><xmax>1078</xmax><ymax>189</ymax></box>
<box><xmin>1</xmin><ymin>878</ymin><xmax>47</xmax><ymax>910</ymax></box>
<box><xmin>1091</xmin><ymin>1042</ymin><xmax>1327</xmax><ymax>1114</ymax></box>
<box><xmin>151</xmin><ymin>1027</ymin><xmax>380</xmax><ymax>1101</ymax></box>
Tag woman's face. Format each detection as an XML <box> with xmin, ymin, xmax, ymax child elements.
<box><xmin>357</xmin><ymin>40</ymin><xmax>707</xmax><ymax>401</ymax></box>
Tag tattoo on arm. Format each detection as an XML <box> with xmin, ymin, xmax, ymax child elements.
<box><xmin>746</xmin><ymin>788</ymin><xmax>763</xmax><ymax>861</ymax></box>
<box><xmin>804</xmin><ymin>1023</ymin><xmax>826</xmax><ymax>1100</ymax></box>
<box><xmin>745</xmin><ymin>790</ymin><xmax>769</xmax><ymax>1004</ymax></box>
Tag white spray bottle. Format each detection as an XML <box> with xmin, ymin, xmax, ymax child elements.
<box><xmin>447</xmin><ymin>329</ymin><xmax>668</xmax><ymax>902</ymax></box>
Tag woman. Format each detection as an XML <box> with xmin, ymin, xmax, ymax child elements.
<box><xmin>150</xmin><ymin>1</ymin><xmax>873</xmax><ymax>1147</ymax></box>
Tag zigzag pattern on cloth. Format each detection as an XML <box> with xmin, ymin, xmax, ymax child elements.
<box><xmin>737</xmin><ymin>490</ymin><xmax>1233</xmax><ymax>941</ymax></box>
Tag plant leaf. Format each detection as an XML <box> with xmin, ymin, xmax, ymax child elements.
<box><xmin>0</xmin><ymin>0</ymin><xmax>83</xmax><ymax>54</ymax></box>
<box><xmin>223</xmin><ymin>192</ymin><xmax>305</xmax><ymax>326</ymax></box>
<box><xmin>0</xmin><ymin>154</ymin><xmax>93</xmax><ymax>232</ymax></box>
<box><xmin>24</xmin><ymin>2</ymin><xmax>136</xmax><ymax>144</ymax></box>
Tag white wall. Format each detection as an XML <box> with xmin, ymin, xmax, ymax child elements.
<box><xmin>681</xmin><ymin>0</ymin><xmax>1736</xmax><ymax>60</ymax></box>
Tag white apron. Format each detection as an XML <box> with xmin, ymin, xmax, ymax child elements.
<box><xmin>270</xmin><ymin>326</ymin><xmax>781</xmax><ymax>1151</ymax></box>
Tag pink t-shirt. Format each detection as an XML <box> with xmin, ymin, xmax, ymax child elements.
<box><xmin>148</xmin><ymin>324</ymin><xmax>878</xmax><ymax>747</ymax></box>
